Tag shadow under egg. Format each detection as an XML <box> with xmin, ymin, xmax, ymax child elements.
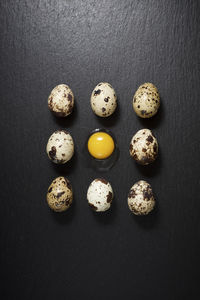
<box><xmin>83</xmin><ymin>128</ymin><xmax>119</xmax><ymax>172</ymax></box>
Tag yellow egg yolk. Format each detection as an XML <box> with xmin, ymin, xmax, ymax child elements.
<box><xmin>88</xmin><ymin>132</ymin><xmax>115</xmax><ymax>159</ymax></box>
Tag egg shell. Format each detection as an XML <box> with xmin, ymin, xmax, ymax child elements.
<box><xmin>128</xmin><ymin>180</ymin><xmax>155</xmax><ymax>215</ymax></box>
<box><xmin>46</xmin><ymin>130</ymin><xmax>74</xmax><ymax>164</ymax></box>
<box><xmin>87</xmin><ymin>178</ymin><xmax>113</xmax><ymax>212</ymax></box>
<box><xmin>133</xmin><ymin>82</ymin><xmax>160</xmax><ymax>118</ymax></box>
<box><xmin>90</xmin><ymin>82</ymin><xmax>117</xmax><ymax>117</ymax></box>
<box><xmin>48</xmin><ymin>84</ymin><xmax>74</xmax><ymax>117</ymax></box>
<box><xmin>47</xmin><ymin>176</ymin><xmax>73</xmax><ymax>212</ymax></box>
<box><xmin>129</xmin><ymin>129</ymin><xmax>158</xmax><ymax>165</ymax></box>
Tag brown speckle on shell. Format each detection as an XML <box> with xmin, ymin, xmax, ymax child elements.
<box><xmin>146</xmin><ymin>135</ymin><xmax>153</xmax><ymax>143</ymax></box>
<box><xmin>106</xmin><ymin>191</ymin><xmax>113</xmax><ymax>203</ymax></box>
<box><xmin>56</xmin><ymin>191</ymin><xmax>65</xmax><ymax>198</ymax></box>
<box><xmin>48</xmin><ymin>187</ymin><xmax>52</xmax><ymax>193</ymax></box>
<box><xmin>49</xmin><ymin>146</ymin><xmax>56</xmax><ymax>160</ymax></box>
<box><xmin>89</xmin><ymin>203</ymin><xmax>98</xmax><ymax>211</ymax></box>
<box><xmin>153</xmin><ymin>143</ymin><xmax>158</xmax><ymax>152</ymax></box>
<box><xmin>128</xmin><ymin>189</ymin><xmax>136</xmax><ymax>198</ymax></box>
<box><xmin>65</xmin><ymin>178</ymin><xmax>72</xmax><ymax>190</ymax></box>
<box><xmin>94</xmin><ymin>89</ymin><xmax>101</xmax><ymax>95</ymax></box>
<box><xmin>95</xmin><ymin>178</ymin><xmax>108</xmax><ymax>185</ymax></box>
<box><xmin>141</xmin><ymin>110</ymin><xmax>146</xmax><ymax>115</ymax></box>
<box><xmin>68</xmin><ymin>93</ymin><xmax>72</xmax><ymax>102</ymax></box>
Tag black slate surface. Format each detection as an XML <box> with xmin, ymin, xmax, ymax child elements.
<box><xmin>1</xmin><ymin>1</ymin><xmax>200</xmax><ymax>299</ymax></box>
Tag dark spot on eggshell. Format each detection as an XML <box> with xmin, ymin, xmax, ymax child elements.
<box><xmin>106</xmin><ymin>191</ymin><xmax>113</xmax><ymax>203</ymax></box>
<box><xmin>61</xmin><ymin>130</ymin><xmax>69</xmax><ymax>135</ymax></box>
<box><xmin>67</xmin><ymin>102</ymin><xmax>73</xmax><ymax>114</ymax></box>
<box><xmin>102</xmin><ymin>107</ymin><xmax>106</xmax><ymax>112</ymax></box>
<box><xmin>94</xmin><ymin>89</ymin><xmax>101</xmax><ymax>95</ymax></box>
<box><xmin>129</xmin><ymin>144</ymin><xmax>133</xmax><ymax>152</ymax></box>
<box><xmin>48</xmin><ymin>97</ymin><xmax>53</xmax><ymax>108</ymax></box>
<box><xmin>128</xmin><ymin>189</ymin><xmax>136</xmax><ymax>198</ymax></box>
<box><xmin>49</xmin><ymin>146</ymin><xmax>57</xmax><ymax>160</ymax></box>
<box><xmin>142</xmin><ymin>148</ymin><xmax>147</xmax><ymax>152</ymax></box>
<box><xmin>146</xmin><ymin>135</ymin><xmax>153</xmax><ymax>143</ymax></box>
<box><xmin>143</xmin><ymin>189</ymin><xmax>153</xmax><ymax>201</ymax></box>
<box><xmin>48</xmin><ymin>187</ymin><xmax>52</xmax><ymax>193</ymax></box>
<box><xmin>56</xmin><ymin>191</ymin><xmax>65</xmax><ymax>198</ymax></box>
<box><xmin>65</xmin><ymin>199</ymin><xmax>70</xmax><ymax>206</ymax></box>
<box><xmin>104</xmin><ymin>97</ymin><xmax>109</xmax><ymax>102</ymax></box>
<box><xmin>89</xmin><ymin>203</ymin><xmax>98</xmax><ymax>211</ymax></box>
<box><xmin>68</xmin><ymin>93</ymin><xmax>72</xmax><ymax>102</ymax></box>
<box><xmin>141</xmin><ymin>110</ymin><xmax>146</xmax><ymax>115</ymax></box>
<box><xmin>95</xmin><ymin>178</ymin><xmax>108</xmax><ymax>185</ymax></box>
<box><xmin>65</xmin><ymin>178</ymin><xmax>72</xmax><ymax>190</ymax></box>
<box><xmin>133</xmin><ymin>153</ymin><xmax>138</xmax><ymax>160</ymax></box>
<box><xmin>153</xmin><ymin>143</ymin><xmax>157</xmax><ymax>153</ymax></box>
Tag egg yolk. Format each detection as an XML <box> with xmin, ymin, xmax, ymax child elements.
<box><xmin>88</xmin><ymin>132</ymin><xmax>115</xmax><ymax>159</ymax></box>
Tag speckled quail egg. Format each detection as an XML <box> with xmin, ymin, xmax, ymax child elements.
<box><xmin>128</xmin><ymin>180</ymin><xmax>155</xmax><ymax>215</ymax></box>
<box><xmin>133</xmin><ymin>83</ymin><xmax>160</xmax><ymax>118</ymax></box>
<box><xmin>48</xmin><ymin>84</ymin><xmax>74</xmax><ymax>117</ymax></box>
<box><xmin>47</xmin><ymin>176</ymin><xmax>73</xmax><ymax>212</ymax></box>
<box><xmin>87</xmin><ymin>178</ymin><xmax>114</xmax><ymax>212</ymax></box>
<box><xmin>129</xmin><ymin>129</ymin><xmax>158</xmax><ymax>165</ymax></box>
<box><xmin>46</xmin><ymin>130</ymin><xmax>74</xmax><ymax>164</ymax></box>
<box><xmin>90</xmin><ymin>82</ymin><xmax>117</xmax><ymax>117</ymax></box>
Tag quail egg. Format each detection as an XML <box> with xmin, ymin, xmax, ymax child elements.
<box><xmin>48</xmin><ymin>84</ymin><xmax>74</xmax><ymax>117</ymax></box>
<box><xmin>128</xmin><ymin>180</ymin><xmax>155</xmax><ymax>215</ymax></box>
<box><xmin>46</xmin><ymin>130</ymin><xmax>74</xmax><ymax>164</ymax></box>
<box><xmin>133</xmin><ymin>82</ymin><xmax>160</xmax><ymax>118</ymax></box>
<box><xmin>47</xmin><ymin>176</ymin><xmax>73</xmax><ymax>212</ymax></box>
<box><xmin>90</xmin><ymin>82</ymin><xmax>117</xmax><ymax>117</ymax></box>
<box><xmin>87</xmin><ymin>178</ymin><xmax>114</xmax><ymax>212</ymax></box>
<box><xmin>129</xmin><ymin>129</ymin><xmax>158</xmax><ymax>165</ymax></box>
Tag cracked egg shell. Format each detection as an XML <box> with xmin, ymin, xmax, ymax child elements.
<box><xmin>48</xmin><ymin>84</ymin><xmax>74</xmax><ymax>117</ymax></box>
<box><xmin>46</xmin><ymin>130</ymin><xmax>74</xmax><ymax>164</ymax></box>
<box><xmin>90</xmin><ymin>82</ymin><xmax>117</xmax><ymax>117</ymax></box>
<box><xmin>129</xmin><ymin>129</ymin><xmax>158</xmax><ymax>165</ymax></box>
<box><xmin>133</xmin><ymin>82</ymin><xmax>160</xmax><ymax>118</ymax></box>
<box><xmin>87</xmin><ymin>178</ymin><xmax>114</xmax><ymax>212</ymax></box>
<box><xmin>128</xmin><ymin>180</ymin><xmax>155</xmax><ymax>215</ymax></box>
<box><xmin>47</xmin><ymin>176</ymin><xmax>73</xmax><ymax>212</ymax></box>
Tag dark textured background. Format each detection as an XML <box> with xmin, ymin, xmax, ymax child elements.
<box><xmin>1</xmin><ymin>1</ymin><xmax>200</xmax><ymax>299</ymax></box>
